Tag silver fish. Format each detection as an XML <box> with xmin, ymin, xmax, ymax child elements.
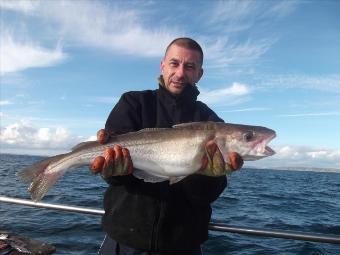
<box><xmin>17</xmin><ymin>122</ymin><xmax>276</xmax><ymax>201</ymax></box>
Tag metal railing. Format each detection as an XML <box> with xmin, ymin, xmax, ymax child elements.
<box><xmin>1</xmin><ymin>195</ymin><xmax>340</xmax><ymax>244</ymax></box>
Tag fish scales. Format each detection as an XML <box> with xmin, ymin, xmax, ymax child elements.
<box><xmin>112</xmin><ymin>128</ymin><xmax>213</xmax><ymax>176</ymax></box>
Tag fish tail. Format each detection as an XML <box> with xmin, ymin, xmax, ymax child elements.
<box><xmin>28</xmin><ymin>169</ymin><xmax>65</xmax><ymax>201</ymax></box>
<box><xmin>17</xmin><ymin>154</ymin><xmax>68</xmax><ymax>201</ymax></box>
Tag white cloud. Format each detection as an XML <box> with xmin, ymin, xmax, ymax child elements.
<box><xmin>1</xmin><ymin>0</ymin><xmax>279</xmax><ymax>76</ymax></box>
<box><xmin>0</xmin><ymin>0</ymin><xmax>39</xmax><ymax>13</ymax></box>
<box><xmin>197</xmin><ymin>1</ymin><xmax>296</xmax><ymax>75</ymax></box>
<box><xmin>198</xmin><ymin>82</ymin><xmax>251</xmax><ymax>105</ymax></box>
<box><xmin>257</xmin><ymin>74</ymin><xmax>340</xmax><ymax>93</ymax></box>
<box><xmin>267</xmin><ymin>1</ymin><xmax>297</xmax><ymax>18</ymax></box>
<box><xmin>86</xmin><ymin>135</ymin><xmax>97</xmax><ymax>142</ymax></box>
<box><xmin>0</xmin><ymin>120</ymin><xmax>89</xmax><ymax>154</ymax></box>
<box><xmin>0</xmin><ymin>33</ymin><xmax>67</xmax><ymax>74</ymax></box>
<box><xmin>6</xmin><ymin>1</ymin><xmax>179</xmax><ymax>58</ymax></box>
<box><xmin>275</xmin><ymin>145</ymin><xmax>340</xmax><ymax>161</ymax></box>
<box><xmin>0</xmin><ymin>100</ymin><xmax>13</xmax><ymax>106</ymax></box>
<box><xmin>248</xmin><ymin>144</ymin><xmax>340</xmax><ymax>169</ymax></box>
<box><xmin>207</xmin><ymin>0</ymin><xmax>297</xmax><ymax>31</ymax></box>
<box><xmin>202</xmin><ymin>38</ymin><xmax>274</xmax><ymax>76</ymax></box>
<box><xmin>207</xmin><ymin>0</ymin><xmax>259</xmax><ymax>31</ymax></box>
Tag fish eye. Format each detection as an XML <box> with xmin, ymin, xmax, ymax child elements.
<box><xmin>243</xmin><ymin>131</ymin><xmax>255</xmax><ymax>142</ymax></box>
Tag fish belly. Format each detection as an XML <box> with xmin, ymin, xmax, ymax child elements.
<box><xmin>128</xmin><ymin>136</ymin><xmax>206</xmax><ymax>177</ymax></box>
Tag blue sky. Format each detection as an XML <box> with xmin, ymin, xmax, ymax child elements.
<box><xmin>1</xmin><ymin>0</ymin><xmax>340</xmax><ymax>170</ymax></box>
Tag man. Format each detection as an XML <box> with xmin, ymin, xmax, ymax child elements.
<box><xmin>91</xmin><ymin>38</ymin><xmax>243</xmax><ymax>255</ymax></box>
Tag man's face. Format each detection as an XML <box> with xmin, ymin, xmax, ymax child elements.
<box><xmin>160</xmin><ymin>45</ymin><xmax>203</xmax><ymax>95</ymax></box>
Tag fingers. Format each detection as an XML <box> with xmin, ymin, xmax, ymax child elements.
<box><xmin>104</xmin><ymin>147</ymin><xmax>115</xmax><ymax>165</ymax></box>
<box><xmin>201</xmin><ymin>141</ymin><xmax>217</xmax><ymax>172</ymax></box>
<box><xmin>212</xmin><ymin>147</ymin><xmax>225</xmax><ymax>175</ymax></box>
<box><xmin>122</xmin><ymin>148</ymin><xmax>133</xmax><ymax>174</ymax></box>
<box><xmin>90</xmin><ymin>129</ymin><xmax>111</xmax><ymax>175</ymax></box>
<box><xmin>97</xmin><ymin>129</ymin><xmax>110</xmax><ymax>144</ymax></box>
<box><xmin>89</xmin><ymin>147</ymin><xmax>115</xmax><ymax>175</ymax></box>
<box><xmin>90</xmin><ymin>144</ymin><xmax>133</xmax><ymax>179</ymax></box>
<box><xmin>90</xmin><ymin>156</ymin><xmax>105</xmax><ymax>174</ymax></box>
<box><xmin>228</xmin><ymin>152</ymin><xmax>244</xmax><ymax>171</ymax></box>
<box><xmin>199</xmin><ymin>141</ymin><xmax>225</xmax><ymax>176</ymax></box>
<box><xmin>101</xmin><ymin>147</ymin><xmax>115</xmax><ymax>179</ymax></box>
<box><xmin>201</xmin><ymin>154</ymin><xmax>208</xmax><ymax>171</ymax></box>
<box><xmin>199</xmin><ymin>141</ymin><xmax>215</xmax><ymax>175</ymax></box>
<box><xmin>205</xmin><ymin>140</ymin><xmax>217</xmax><ymax>157</ymax></box>
<box><xmin>114</xmin><ymin>146</ymin><xmax>133</xmax><ymax>175</ymax></box>
<box><xmin>199</xmin><ymin>141</ymin><xmax>244</xmax><ymax>176</ymax></box>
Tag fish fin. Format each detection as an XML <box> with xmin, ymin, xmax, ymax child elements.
<box><xmin>173</xmin><ymin>121</ymin><xmax>222</xmax><ymax>130</ymax></box>
<box><xmin>132</xmin><ymin>169</ymin><xmax>168</xmax><ymax>183</ymax></box>
<box><xmin>71</xmin><ymin>140</ymin><xmax>99</xmax><ymax>152</ymax></box>
<box><xmin>135</xmin><ymin>128</ymin><xmax>169</xmax><ymax>133</ymax></box>
<box><xmin>17</xmin><ymin>154</ymin><xmax>68</xmax><ymax>201</ymax></box>
<box><xmin>169</xmin><ymin>176</ymin><xmax>186</xmax><ymax>185</ymax></box>
<box><xmin>28</xmin><ymin>170</ymin><xmax>65</xmax><ymax>201</ymax></box>
<box><xmin>17</xmin><ymin>154</ymin><xmax>66</xmax><ymax>182</ymax></box>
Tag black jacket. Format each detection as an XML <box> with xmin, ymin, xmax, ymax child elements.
<box><xmin>102</xmin><ymin>81</ymin><xmax>227</xmax><ymax>254</ymax></box>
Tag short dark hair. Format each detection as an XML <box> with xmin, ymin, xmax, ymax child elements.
<box><xmin>165</xmin><ymin>37</ymin><xmax>204</xmax><ymax>65</ymax></box>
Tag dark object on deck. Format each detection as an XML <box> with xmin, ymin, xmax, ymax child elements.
<box><xmin>0</xmin><ymin>230</ymin><xmax>56</xmax><ymax>255</ymax></box>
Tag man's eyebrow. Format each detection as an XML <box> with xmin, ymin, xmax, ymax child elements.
<box><xmin>168</xmin><ymin>58</ymin><xmax>196</xmax><ymax>66</ymax></box>
<box><xmin>168</xmin><ymin>58</ymin><xmax>179</xmax><ymax>62</ymax></box>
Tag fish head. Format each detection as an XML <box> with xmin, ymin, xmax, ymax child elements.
<box><xmin>215</xmin><ymin>123</ymin><xmax>276</xmax><ymax>161</ymax></box>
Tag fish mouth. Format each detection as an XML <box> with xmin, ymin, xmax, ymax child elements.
<box><xmin>263</xmin><ymin>133</ymin><xmax>276</xmax><ymax>156</ymax></box>
<box><xmin>264</xmin><ymin>145</ymin><xmax>275</xmax><ymax>156</ymax></box>
<box><xmin>252</xmin><ymin>132</ymin><xmax>276</xmax><ymax>157</ymax></box>
<box><xmin>237</xmin><ymin>132</ymin><xmax>276</xmax><ymax>161</ymax></box>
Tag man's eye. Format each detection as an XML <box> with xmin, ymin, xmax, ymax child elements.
<box><xmin>169</xmin><ymin>62</ymin><xmax>178</xmax><ymax>67</ymax></box>
<box><xmin>185</xmin><ymin>64</ymin><xmax>195</xmax><ymax>70</ymax></box>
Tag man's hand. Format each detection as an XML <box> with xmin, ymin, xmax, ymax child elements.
<box><xmin>89</xmin><ymin>129</ymin><xmax>133</xmax><ymax>179</ymax></box>
<box><xmin>199</xmin><ymin>141</ymin><xmax>243</xmax><ymax>176</ymax></box>
<box><xmin>228</xmin><ymin>151</ymin><xmax>244</xmax><ymax>171</ymax></box>
<box><xmin>96</xmin><ymin>129</ymin><xmax>111</xmax><ymax>144</ymax></box>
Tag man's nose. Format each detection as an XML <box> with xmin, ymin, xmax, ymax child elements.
<box><xmin>175</xmin><ymin>65</ymin><xmax>185</xmax><ymax>78</ymax></box>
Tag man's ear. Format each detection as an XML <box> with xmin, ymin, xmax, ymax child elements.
<box><xmin>197</xmin><ymin>68</ymin><xmax>204</xmax><ymax>82</ymax></box>
<box><xmin>160</xmin><ymin>60</ymin><xmax>165</xmax><ymax>74</ymax></box>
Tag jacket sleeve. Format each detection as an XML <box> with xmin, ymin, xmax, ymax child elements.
<box><xmin>196</xmin><ymin>101</ymin><xmax>224</xmax><ymax>122</ymax></box>
<box><xmin>104</xmin><ymin>92</ymin><xmax>142</xmax><ymax>185</ymax></box>
<box><xmin>105</xmin><ymin>92</ymin><xmax>142</xmax><ymax>134</ymax></box>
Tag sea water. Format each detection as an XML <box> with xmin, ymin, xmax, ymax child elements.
<box><xmin>1</xmin><ymin>154</ymin><xmax>339</xmax><ymax>255</ymax></box>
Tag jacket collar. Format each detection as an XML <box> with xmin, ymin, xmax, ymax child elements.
<box><xmin>157</xmin><ymin>75</ymin><xmax>200</xmax><ymax>105</ymax></box>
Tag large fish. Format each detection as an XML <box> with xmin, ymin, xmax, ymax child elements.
<box><xmin>18</xmin><ymin>122</ymin><xmax>276</xmax><ymax>201</ymax></box>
